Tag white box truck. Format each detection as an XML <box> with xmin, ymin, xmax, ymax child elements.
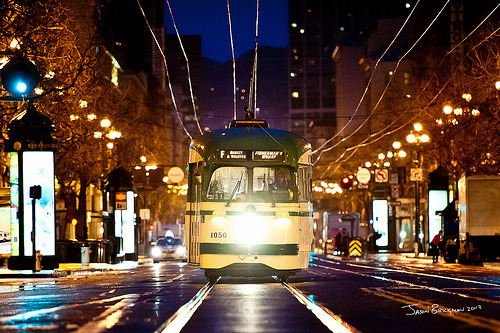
<box><xmin>458</xmin><ymin>175</ymin><xmax>500</xmax><ymax>262</ymax></box>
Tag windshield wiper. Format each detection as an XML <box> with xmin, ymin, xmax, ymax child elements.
<box><xmin>264</xmin><ymin>177</ymin><xmax>276</xmax><ymax>207</ymax></box>
<box><xmin>226</xmin><ymin>174</ymin><xmax>244</xmax><ymax>207</ymax></box>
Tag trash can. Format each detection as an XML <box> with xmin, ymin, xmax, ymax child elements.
<box><xmin>35</xmin><ymin>250</ymin><xmax>43</xmax><ymax>271</ymax></box>
<box><xmin>81</xmin><ymin>246</ymin><xmax>90</xmax><ymax>266</ymax></box>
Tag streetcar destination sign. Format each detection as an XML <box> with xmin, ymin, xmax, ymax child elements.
<box><xmin>218</xmin><ymin>149</ymin><xmax>284</xmax><ymax>162</ymax></box>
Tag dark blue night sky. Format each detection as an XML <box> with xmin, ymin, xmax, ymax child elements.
<box><xmin>165</xmin><ymin>0</ymin><xmax>289</xmax><ymax>63</ymax></box>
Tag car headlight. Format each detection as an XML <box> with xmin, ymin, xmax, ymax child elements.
<box><xmin>176</xmin><ymin>246</ymin><xmax>186</xmax><ymax>255</ymax></box>
<box><xmin>152</xmin><ymin>247</ymin><xmax>162</xmax><ymax>257</ymax></box>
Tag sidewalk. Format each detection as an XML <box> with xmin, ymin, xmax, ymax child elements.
<box><xmin>0</xmin><ymin>257</ymin><xmax>152</xmax><ymax>278</ymax></box>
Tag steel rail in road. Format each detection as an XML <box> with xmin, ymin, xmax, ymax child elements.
<box><xmin>156</xmin><ymin>278</ymin><xmax>218</xmax><ymax>333</ymax></box>
<box><xmin>310</xmin><ymin>258</ymin><xmax>500</xmax><ymax>332</ymax></box>
<box><xmin>156</xmin><ymin>275</ymin><xmax>359</xmax><ymax>333</ymax></box>
<box><xmin>314</xmin><ymin>257</ymin><xmax>500</xmax><ymax>304</ymax></box>
<box><xmin>278</xmin><ymin>277</ymin><xmax>359</xmax><ymax>333</ymax></box>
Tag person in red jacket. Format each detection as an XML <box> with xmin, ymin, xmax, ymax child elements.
<box><xmin>430</xmin><ymin>230</ymin><xmax>443</xmax><ymax>263</ymax></box>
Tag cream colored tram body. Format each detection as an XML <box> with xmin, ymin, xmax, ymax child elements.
<box><xmin>185</xmin><ymin>120</ymin><xmax>313</xmax><ymax>282</ymax></box>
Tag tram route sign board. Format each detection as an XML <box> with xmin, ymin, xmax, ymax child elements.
<box><xmin>218</xmin><ymin>149</ymin><xmax>284</xmax><ymax>162</ymax></box>
<box><xmin>253</xmin><ymin>150</ymin><xmax>284</xmax><ymax>161</ymax></box>
<box><xmin>219</xmin><ymin>149</ymin><xmax>249</xmax><ymax>161</ymax></box>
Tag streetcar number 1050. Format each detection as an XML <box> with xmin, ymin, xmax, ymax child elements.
<box><xmin>210</xmin><ymin>232</ymin><xmax>227</xmax><ymax>238</ymax></box>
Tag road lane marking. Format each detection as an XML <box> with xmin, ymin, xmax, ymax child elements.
<box><xmin>156</xmin><ymin>279</ymin><xmax>218</xmax><ymax>333</ymax></box>
<box><xmin>74</xmin><ymin>295</ymin><xmax>139</xmax><ymax>332</ymax></box>
<box><xmin>0</xmin><ymin>294</ymin><xmax>137</xmax><ymax>324</ymax></box>
<box><xmin>362</xmin><ymin>287</ymin><xmax>500</xmax><ymax>332</ymax></box>
<box><xmin>280</xmin><ymin>279</ymin><xmax>359</xmax><ymax>333</ymax></box>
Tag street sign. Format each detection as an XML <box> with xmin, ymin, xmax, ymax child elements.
<box><xmin>115</xmin><ymin>192</ymin><xmax>127</xmax><ymax>210</ymax></box>
<box><xmin>410</xmin><ymin>168</ymin><xmax>423</xmax><ymax>182</ymax></box>
<box><xmin>391</xmin><ymin>184</ymin><xmax>400</xmax><ymax>198</ymax></box>
<box><xmin>356</xmin><ymin>168</ymin><xmax>371</xmax><ymax>184</ymax></box>
<box><xmin>374</xmin><ymin>169</ymin><xmax>389</xmax><ymax>183</ymax></box>
<box><xmin>167</xmin><ymin>167</ymin><xmax>184</xmax><ymax>183</ymax></box>
<box><xmin>139</xmin><ymin>208</ymin><xmax>150</xmax><ymax>220</ymax></box>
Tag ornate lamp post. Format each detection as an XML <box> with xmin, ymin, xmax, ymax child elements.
<box><xmin>406</xmin><ymin>123</ymin><xmax>430</xmax><ymax>255</ymax></box>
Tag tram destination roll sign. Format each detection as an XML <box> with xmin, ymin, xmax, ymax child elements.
<box><xmin>218</xmin><ymin>149</ymin><xmax>284</xmax><ymax>162</ymax></box>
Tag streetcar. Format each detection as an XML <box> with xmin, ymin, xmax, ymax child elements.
<box><xmin>185</xmin><ymin>119</ymin><xmax>313</xmax><ymax>282</ymax></box>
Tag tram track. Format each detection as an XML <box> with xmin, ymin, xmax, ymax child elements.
<box><xmin>311</xmin><ymin>258</ymin><xmax>500</xmax><ymax>305</ymax></box>
<box><xmin>156</xmin><ymin>275</ymin><xmax>358</xmax><ymax>333</ymax></box>
<box><xmin>309</xmin><ymin>257</ymin><xmax>500</xmax><ymax>332</ymax></box>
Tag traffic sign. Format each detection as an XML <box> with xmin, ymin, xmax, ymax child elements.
<box><xmin>356</xmin><ymin>168</ymin><xmax>371</xmax><ymax>184</ymax></box>
<box><xmin>374</xmin><ymin>169</ymin><xmax>388</xmax><ymax>183</ymax></box>
<box><xmin>349</xmin><ymin>239</ymin><xmax>363</xmax><ymax>257</ymax></box>
<box><xmin>410</xmin><ymin>168</ymin><xmax>423</xmax><ymax>182</ymax></box>
<box><xmin>115</xmin><ymin>192</ymin><xmax>127</xmax><ymax>210</ymax></box>
<box><xmin>391</xmin><ymin>184</ymin><xmax>400</xmax><ymax>198</ymax></box>
<box><xmin>168</xmin><ymin>167</ymin><xmax>185</xmax><ymax>183</ymax></box>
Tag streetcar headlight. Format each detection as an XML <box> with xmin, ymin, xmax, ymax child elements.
<box><xmin>234</xmin><ymin>215</ymin><xmax>265</xmax><ymax>244</ymax></box>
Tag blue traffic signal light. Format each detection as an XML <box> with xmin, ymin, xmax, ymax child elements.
<box><xmin>1</xmin><ymin>56</ymin><xmax>40</xmax><ymax>97</ymax></box>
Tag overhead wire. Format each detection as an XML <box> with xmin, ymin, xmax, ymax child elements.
<box><xmin>312</xmin><ymin>0</ymin><xmax>423</xmax><ymax>157</ymax></box>
<box><xmin>314</xmin><ymin>0</ymin><xmax>451</xmax><ymax>170</ymax></box>
<box><xmin>320</xmin><ymin>15</ymin><xmax>500</xmax><ymax>178</ymax></box>
<box><xmin>165</xmin><ymin>0</ymin><xmax>204</xmax><ymax>135</ymax></box>
<box><xmin>227</xmin><ymin>0</ymin><xmax>237</xmax><ymax>120</ymax></box>
<box><xmin>136</xmin><ymin>0</ymin><xmax>192</xmax><ymax>141</ymax></box>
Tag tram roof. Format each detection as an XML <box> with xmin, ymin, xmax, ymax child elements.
<box><xmin>191</xmin><ymin>126</ymin><xmax>311</xmax><ymax>165</ymax></box>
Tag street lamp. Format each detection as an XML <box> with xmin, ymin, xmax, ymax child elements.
<box><xmin>406</xmin><ymin>123</ymin><xmax>430</xmax><ymax>255</ymax></box>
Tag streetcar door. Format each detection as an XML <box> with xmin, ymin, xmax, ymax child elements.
<box><xmin>187</xmin><ymin>162</ymin><xmax>202</xmax><ymax>265</ymax></box>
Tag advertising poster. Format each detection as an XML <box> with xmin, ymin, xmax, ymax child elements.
<box><xmin>9</xmin><ymin>152</ymin><xmax>19</xmax><ymax>256</ymax></box>
<box><xmin>22</xmin><ymin>151</ymin><xmax>55</xmax><ymax>256</ymax></box>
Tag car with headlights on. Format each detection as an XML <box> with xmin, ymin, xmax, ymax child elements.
<box><xmin>152</xmin><ymin>237</ymin><xmax>187</xmax><ymax>263</ymax></box>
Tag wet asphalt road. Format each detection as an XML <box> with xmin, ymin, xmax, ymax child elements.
<box><xmin>0</xmin><ymin>253</ymin><xmax>499</xmax><ymax>332</ymax></box>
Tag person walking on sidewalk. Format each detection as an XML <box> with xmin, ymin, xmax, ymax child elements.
<box><xmin>430</xmin><ymin>230</ymin><xmax>443</xmax><ymax>263</ymax></box>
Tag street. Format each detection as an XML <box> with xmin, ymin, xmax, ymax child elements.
<box><xmin>0</xmin><ymin>253</ymin><xmax>499</xmax><ymax>332</ymax></box>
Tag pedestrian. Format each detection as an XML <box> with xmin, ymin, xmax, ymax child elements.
<box><xmin>334</xmin><ymin>232</ymin><xmax>342</xmax><ymax>255</ymax></box>
<box><xmin>340</xmin><ymin>228</ymin><xmax>350</xmax><ymax>257</ymax></box>
<box><xmin>430</xmin><ymin>230</ymin><xmax>442</xmax><ymax>263</ymax></box>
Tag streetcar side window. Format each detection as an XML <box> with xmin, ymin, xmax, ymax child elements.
<box><xmin>298</xmin><ymin>165</ymin><xmax>312</xmax><ymax>202</ymax></box>
<box><xmin>206</xmin><ymin>167</ymin><xmax>247</xmax><ymax>201</ymax></box>
<box><xmin>187</xmin><ymin>162</ymin><xmax>204</xmax><ymax>202</ymax></box>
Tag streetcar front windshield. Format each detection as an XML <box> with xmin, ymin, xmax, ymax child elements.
<box><xmin>207</xmin><ymin>167</ymin><xmax>247</xmax><ymax>201</ymax></box>
<box><xmin>253</xmin><ymin>166</ymin><xmax>294</xmax><ymax>202</ymax></box>
<box><xmin>206</xmin><ymin>166</ymin><xmax>295</xmax><ymax>202</ymax></box>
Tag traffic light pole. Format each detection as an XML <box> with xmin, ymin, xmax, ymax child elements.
<box><xmin>31</xmin><ymin>197</ymin><xmax>37</xmax><ymax>272</ymax></box>
<box><xmin>30</xmin><ymin>185</ymin><xmax>42</xmax><ymax>272</ymax></box>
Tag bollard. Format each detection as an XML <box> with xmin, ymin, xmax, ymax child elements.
<box><xmin>81</xmin><ymin>246</ymin><xmax>90</xmax><ymax>267</ymax></box>
<box><xmin>35</xmin><ymin>250</ymin><xmax>43</xmax><ymax>271</ymax></box>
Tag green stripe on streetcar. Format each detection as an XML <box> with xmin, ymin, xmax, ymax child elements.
<box><xmin>200</xmin><ymin>243</ymin><xmax>299</xmax><ymax>255</ymax></box>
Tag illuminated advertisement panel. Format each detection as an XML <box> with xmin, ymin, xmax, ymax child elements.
<box><xmin>122</xmin><ymin>191</ymin><xmax>135</xmax><ymax>254</ymax></box>
<box><xmin>22</xmin><ymin>151</ymin><xmax>55</xmax><ymax>256</ymax></box>
<box><xmin>114</xmin><ymin>190</ymin><xmax>135</xmax><ymax>254</ymax></box>
<box><xmin>428</xmin><ymin>190</ymin><xmax>447</xmax><ymax>240</ymax></box>
<box><xmin>9</xmin><ymin>152</ymin><xmax>19</xmax><ymax>256</ymax></box>
<box><xmin>372</xmin><ymin>199</ymin><xmax>389</xmax><ymax>247</ymax></box>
